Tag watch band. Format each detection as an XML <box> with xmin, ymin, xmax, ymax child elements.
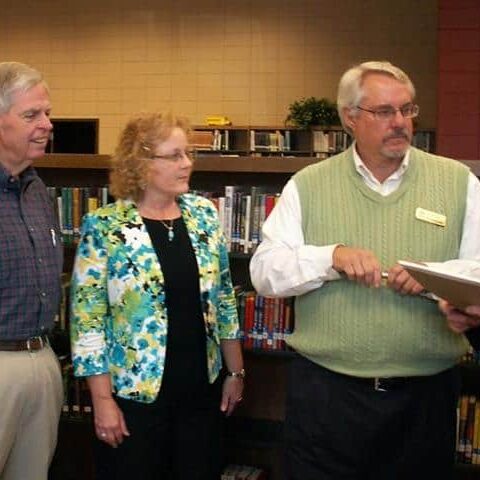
<box><xmin>226</xmin><ymin>368</ymin><xmax>246</xmax><ymax>379</ymax></box>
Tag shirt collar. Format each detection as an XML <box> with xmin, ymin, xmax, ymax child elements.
<box><xmin>352</xmin><ymin>141</ymin><xmax>410</xmax><ymax>185</ymax></box>
<box><xmin>0</xmin><ymin>163</ymin><xmax>37</xmax><ymax>189</ymax></box>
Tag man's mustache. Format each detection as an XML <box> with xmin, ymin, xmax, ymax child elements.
<box><xmin>383</xmin><ymin>129</ymin><xmax>410</xmax><ymax>142</ymax></box>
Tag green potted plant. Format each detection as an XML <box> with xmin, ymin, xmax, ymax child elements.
<box><xmin>286</xmin><ymin>96</ymin><xmax>340</xmax><ymax>128</ymax></box>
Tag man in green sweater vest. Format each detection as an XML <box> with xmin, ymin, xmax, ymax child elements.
<box><xmin>250</xmin><ymin>61</ymin><xmax>480</xmax><ymax>479</ymax></box>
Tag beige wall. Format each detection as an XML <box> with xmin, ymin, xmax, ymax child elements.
<box><xmin>1</xmin><ymin>0</ymin><xmax>437</xmax><ymax>154</ymax></box>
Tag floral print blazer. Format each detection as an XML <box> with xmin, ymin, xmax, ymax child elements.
<box><xmin>70</xmin><ymin>194</ymin><xmax>239</xmax><ymax>403</ymax></box>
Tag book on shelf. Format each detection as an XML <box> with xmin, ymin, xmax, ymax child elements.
<box><xmin>458</xmin><ymin>395</ymin><xmax>469</xmax><ymax>463</ymax></box>
<box><xmin>398</xmin><ymin>260</ymin><xmax>480</xmax><ymax>309</ymax></box>
<box><xmin>465</xmin><ymin>395</ymin><xmax>477</xmax><ymax>463</ymax></box>
<box><xmin>412</xmin><ymin>130</ymin><xmax>435</xmax><ymax>152</ymax></box>
<box><xmin>473</xmin><ymin>401</ymin><xmax>480</xmax><ymax>464</ymax></box>
<box><xmin>238</xmin><ymin>290</ymin><xmax>293</xmax><ymax>351</ymax></box>
<box><xmin>190</xmin><ymin>130</ymin><xmax>215</xmax><ymax>151</ymax></box>
<box><xmin>192</xmin><ymin>185</ymin><xmax>280</xmax><ymax>254</ymax></box>
<box><xmin>191</xmin><ymin>129</ymin><xmax>230</xmax><ymax>151</ymax></box>
<box><xmin>312</xmin><ymin>129</ymin><xmax>351</xmax><ymax>156</ymax></box>
<box><xmin>250</xmin><ymin>129</ymin><xmax>289</xmax><ymax>153</ymax></box>
<box><xmin>456</xmin><ymin>394</ymin><xmax>480</xmax><ymax>465</ymax></box>
<box><xmin>48</xmin><ymin>185</ymin><xmax>110</xmax><ymax>244</ymax></box>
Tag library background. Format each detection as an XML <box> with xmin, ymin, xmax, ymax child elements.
<box><xmin>2</xmin><ymin>0</ymin><xmax>480</xmax><ymax>479</ymax></box>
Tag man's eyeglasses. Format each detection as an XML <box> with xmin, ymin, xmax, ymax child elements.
<box><xmin>356</xmin><ymin>103</ymin><xmax>419</xmax><ymax>121</ymax></box>
<box><xmin>151</xmin><ymin>149</ymin><xmax>196</xmax><ymax>162</ymax></box>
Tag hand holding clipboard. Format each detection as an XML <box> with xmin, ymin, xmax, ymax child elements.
<box><xmin>398</xmin><ymin>260</ymin><xmax>480</xmax><ymax>309</ymax></box>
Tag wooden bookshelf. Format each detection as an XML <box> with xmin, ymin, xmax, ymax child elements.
<box><xmin>36</xmin><ymin>153</ymin><xmax>480</xmax><ymax>176</ymax></box>
<box><xmin>36</xmin><ymin>154</ymin><xmax>111</xmax><ymax>169</ymax></box>
<box><xmin>39</xmin><ymin>127</ymin><xmax>480</xmax><ymax>480</ymax></box>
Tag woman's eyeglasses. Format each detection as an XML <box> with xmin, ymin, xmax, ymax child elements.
<box><xmin>151</xmin><ymin>149</ymin><xmax>196</xmax><ymax>162</ymax></box>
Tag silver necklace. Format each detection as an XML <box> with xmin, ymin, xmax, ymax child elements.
<box><xmin>159</xmin><ymin>219</ymin><xmax>174</xmax><ymax>242</ymax></box>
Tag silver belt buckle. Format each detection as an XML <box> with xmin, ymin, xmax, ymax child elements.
<box><xmin>26</xmin><ymin>335</ymin><xmax>44</xmax><ymax>352</ymax></box>
<box><xmin>374</xmin><ymin>378</ymin><xmax>387</xmax><ymax>392</ymax></box>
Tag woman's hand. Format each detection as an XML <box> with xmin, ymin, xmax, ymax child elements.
<box><xmin>439</xmin><ymin>300</ymin><xmax>480</xmax><ymax>333</ymax></box>
<box><xmin>93</xmin><ymin>396</ymin><xmax>130</xmax><ymax>448</ymax></box>
<box><xmin>87</xmin><ymin>374</ymin><xmax>130</xmax><ymax>448</ymax></box>
<box><xmin>220</xmin><ymin>376</ymin><xmax>244</xmax><ymax>416</ymax></box>
<box><xmin>219</xmin><ymin>339</ymin><xmax>244</xmax><ymax>416</ymax></box>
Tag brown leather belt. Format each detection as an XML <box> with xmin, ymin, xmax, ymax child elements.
<box><xmin>0</xmin><ymin>334</ymin><xmax>49</xmax><ymax>352</ymax></box>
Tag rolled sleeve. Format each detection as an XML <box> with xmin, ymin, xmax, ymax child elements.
<box><xmin>216</xmin><ymin>230</ymin><xmax>241</xmax><ymax>340</ymax></box>
<box><xmin>70</xmin><ymin>214</ymin><xmax>110</xmax><ymax>377</ymax></box>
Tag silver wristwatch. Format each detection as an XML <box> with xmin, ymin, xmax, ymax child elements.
<box><xmin>226</xmin><ymin>368</ymin><xmax>246</xmax><ymax>379</ymax></box>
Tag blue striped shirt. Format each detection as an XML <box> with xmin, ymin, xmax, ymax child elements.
<box><xmin>0</xmin><ymin>164</ymin><xmax>63</xmax><ymax>340</ymax></box>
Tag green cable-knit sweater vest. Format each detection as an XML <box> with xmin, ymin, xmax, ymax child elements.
<box><xmin>290</xmin><ymin>147</ymin><xmax>470</xmax><ymax>377</ymax></box>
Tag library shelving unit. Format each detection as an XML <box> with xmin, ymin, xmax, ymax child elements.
<box><xmin>187</xmin><ymin>125</ymin><xmax>435</xmax><ymax>159</ymax></box>
<box><xmin>455</xmin><ymin>362</ymin><xmax>480</xmax><ymax>479</ymax></box>
<box><xmin>39</xmin><ymin>149</ymin><xmax>306</xmax><ymax>480</ymax></box>
<box><xmin>38</xmin><ymin>127</ymin><xmax>480</xmax><ymax>480</ymax></box>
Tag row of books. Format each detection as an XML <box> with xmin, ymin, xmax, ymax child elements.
<box><xmin>312</xmin><ymin>129</ymin><xmax>351</xmax><ymax>155</ymax></box>
<box><xmin>189</xmin><ymin>127</ymin><xmax>434</xmax><ymax>155</ymax></box>
<box><xmin>199</xmin><ymin>185</ymin><xmax>280</xmax><ymax>253</ymax></box>
<box><xmin>250</xmin><ymin>130</ymin><xmax>291</xmax><ymax>152</ymax></box>
<box><xmin>238</xmin><ymin>291</ymin><xmax>294</xmax><ymax>351</ymax></box>
<box><xmin>412</xmin><ymin>130</ymin><xmax>435</xmax><ymax>152</ymax></box>
<box><xmin>457</xmin><ymin>394</ymin><xmax>480</xmax><ymax>464</ymax></box>
<box><xmin>222</xmin><ymin>465</ymin><xmax>266</xmax><ymax>480</ymax></box>
<box><xmin>49</xmin><ymin>184</ymin><xmax>278</xmax><ymax>253</ymax></box>
<box><xmin>47</xmin><ymin>186</ymin><xmax>110</xmax><ymax>244</ymax></box>
<box><xmin>191</xmin><ymin>129</ymin><xmax>230</xmax><ymax>151</ymax></box>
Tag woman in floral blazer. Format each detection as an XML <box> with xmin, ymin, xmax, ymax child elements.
<box><xmin>70</xmin><ymin>112</ymin><xmax>244</xmax><ymax>480</ymax></box>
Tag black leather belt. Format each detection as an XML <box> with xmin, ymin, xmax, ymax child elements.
<box><xmin>0</xmin><ymin>334</ymin><xmax>49</xmax><ymax>352</ymax></box>
<box><xmin>296</xmin><ymin>355</ymin><xmax>432</xmax><ymax>393</ymax></box>
<box><xmin>332</xmin><ymin>367</ymin><xmax>419</xmax><ymax>392</ymax></box>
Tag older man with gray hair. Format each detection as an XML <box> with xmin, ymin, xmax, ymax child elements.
<box><xmin>0</xmin><ymin>61</ymin><xmax>63</xmax><ymax>480</ymax></box>
<box><xmin>250</xmin><ymin>60</ymin><xmax>480</xmax><ymax>479</ymax></box>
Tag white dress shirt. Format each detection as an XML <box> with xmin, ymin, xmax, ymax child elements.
<box><xmin>250</xmin><ymin>147</ymin><xmax>480</xmax><ymax>298</ymax></box>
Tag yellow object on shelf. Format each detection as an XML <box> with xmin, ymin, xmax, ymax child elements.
<box><xmin>205</xmin><ymin>115</ymin><xmax>231</xmax><ymax>126</ymax></box>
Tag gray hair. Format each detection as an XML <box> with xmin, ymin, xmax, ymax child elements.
<box><xmin>0</xmin><ymin>62</ymin><xmax>48</xmax><ymax>114</ymax></box>
<box><xmin>337</xmin><ymin>61</ymin><xmax>415</xmax><ymax>135</ymax></box>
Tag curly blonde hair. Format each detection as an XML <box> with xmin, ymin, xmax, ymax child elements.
<box><xmin>109</xmin><ymin>112</ymin><xmax>190</xmax><ymax>201</ymax></box>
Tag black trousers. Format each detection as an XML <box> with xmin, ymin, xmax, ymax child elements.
<box><xmin>94</xmin><ymin>381</ymin><xmax>223</xmax><ymax>480</ymax></box>
<box><xmin>285</xmin><ymin>355</ymin><xmax>460</xmax><ymax>480</ymax></box>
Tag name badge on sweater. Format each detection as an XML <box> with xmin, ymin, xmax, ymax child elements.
<box><xmin>415</xmin><ymin>207</ymin><xmax>446</xmax><ymax>227</ymax></box>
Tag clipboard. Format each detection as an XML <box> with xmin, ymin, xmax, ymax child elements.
<box><xmin>398</xmin><ymin>260</ymin><xmax>480</xmax><ymax>309</ymax></box>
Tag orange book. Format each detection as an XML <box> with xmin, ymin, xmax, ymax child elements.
<box><xmin>72</xmin><ymin>187</ymin><xmax>81</xmax><ymax>239</ymax></box>
<box><xmin>243</xmin><ymin>292</ymin><xmax>256</xmax><ymax>349</ymax></box>
<box><xmin>458</xmin><ymin>395</ymin><xmax>470</xmax><ymax>463</ymax></box>
<box><xmin>465</xmin><ymin>395</ymin><xmax>477</xmax><ymax>463</ymax></box>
